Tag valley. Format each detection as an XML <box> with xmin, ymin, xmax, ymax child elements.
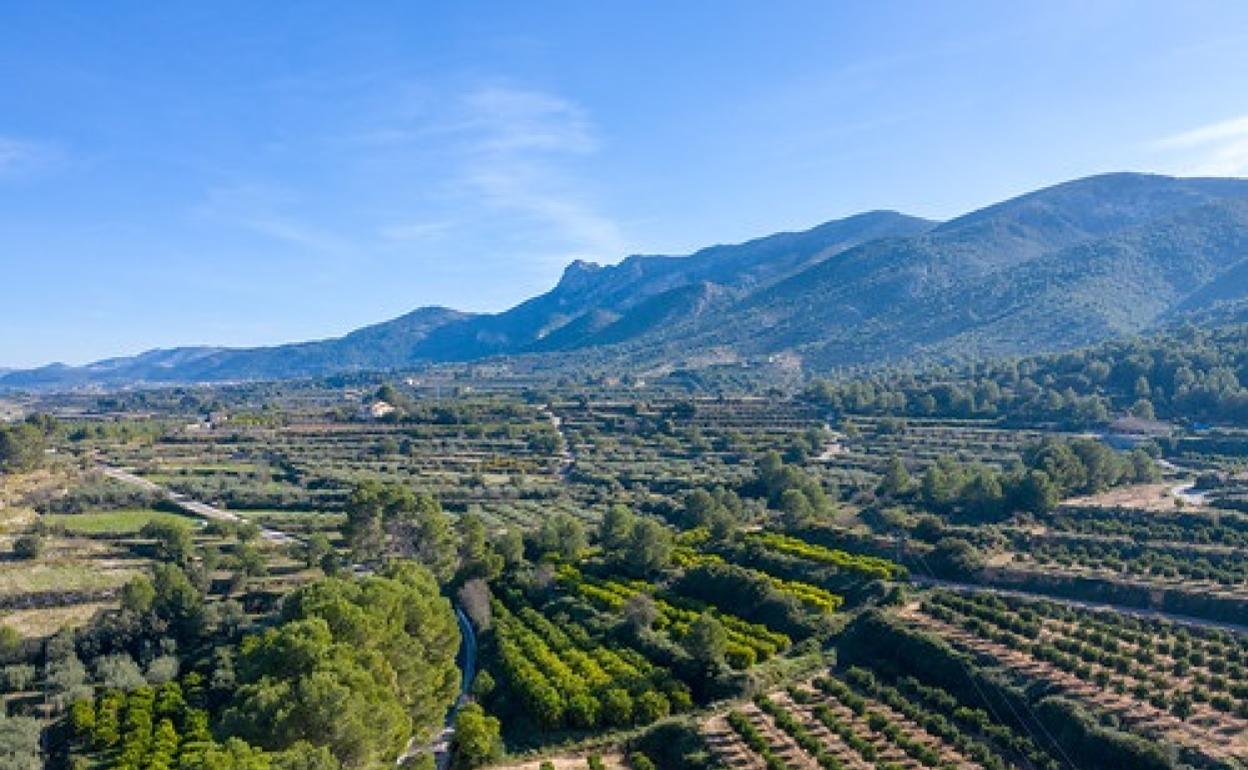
<box><xmin>6</xmin><ymin>6</ymin><xmax>1247</xmax><ymax>770</ymax></box>
<box><xmin>3</xmin><ymin>320</ymin><xmax>1248</xmax><ymax>769</ymax></box>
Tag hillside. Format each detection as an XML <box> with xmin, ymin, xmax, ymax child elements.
<box><xmin>591</xmin><ymin>173</ymin><xmax>1248</xmax><ymax>371</ymax></box>
<box><xmin>6</xmin><ymin>172</ymin><xmax>1248</xmax><ymax>388</ymax></box>
<box><xmin>1</xmin><ymin>211</ymin><xmax>931</xmax><ymax>387</ymax></box>
<box><xmin>685</xmin><ymin>192</ymin><xmax>1248</xmax><ymax>369</ymax></box>
<box><xmin>0</xmin><ymin>307</ymin><xmax>470</xmax><ymax>388</ymax></box>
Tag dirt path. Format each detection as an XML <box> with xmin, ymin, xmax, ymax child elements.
<box><xmin>1062</xmin><ymin>481</ymin><xmax>1203</xmax><ymax>512</ymax></box>
<box><xmin>540</xmin><ymin>406</ymin><xmax>576</xmax><ymax>481</ymax></box>
<box><xmin>911</xmin><ymin>575</ymin><xmax>1248</xmax><ymax>635</ymax></box>
<box><xmin>486</xmin><ymin>752</ymin><xmax>628</xmax><ymax>770</ymax></box>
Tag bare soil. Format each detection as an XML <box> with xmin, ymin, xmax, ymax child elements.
<box><xmin>1063</xmin><ymin>482</ymin><xmax>1190</xmax><ymax>512</ymax></box>
<box><xmin>487</xmin><ymin>751</ymin><xmax>629</xmax><ymax>770</ymax></box>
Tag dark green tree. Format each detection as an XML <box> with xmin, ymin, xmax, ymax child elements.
<box><xmin>683</xmin><ymin>613</ymin><xmax>727</xmax><ymax>670</ymax></box>
<box><xmin>534</xmin><ymin>513</ymin><xmax>587</xmax><ymax>561</ymax></box>
<box><xmin>623</xmin><ymin>518</ymin><xmax>673</xmax><ymax>576</ymax></box>
<box><xmin>141</xmin><ymin>520</ymin><xmax>195</xmax><ymax>565</ymax></box>
<box><xmin>877</xmin><ymin>456</ymin><xmax>913</xmax><ymax>498</ymax></box>
<box><xmin>456</xmin><ymin>513</ymin><xmax>503</xmax><ymax>582</ymax></box>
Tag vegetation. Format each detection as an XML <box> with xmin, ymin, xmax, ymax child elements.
<box><xmin>5</xmin><ymin>318</ymin><xmax>1248</xmax><ymax>768</ymax></box>
<box><xmin>807</xmin><ymin>321</ymin><xmax>1248</xmax><ymax>428</ymax></box>
<box><xmin>0</xmin><ymin>416</ymin><xmax>53</xmax><ymax>472</ymax></box>
<box><xmin>223</xmin><ymin>563</ymin><xmax>459</xmax><ymax>767</ymax></box>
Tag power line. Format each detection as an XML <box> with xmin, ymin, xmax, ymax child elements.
<box><xmin>909</xmin><ymin>551</ymin><xmax>1079</xmax><ymax>770</ymax></box>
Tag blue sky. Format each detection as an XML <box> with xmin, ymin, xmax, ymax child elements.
<box><xmin>3</xmin><ymin>2</ymin><xmax>1248</xmax><ymax>367</ymax></box>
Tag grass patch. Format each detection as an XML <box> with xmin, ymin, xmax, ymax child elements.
<box><xmin>42</xmin><ymin>508</ymin><xmax>198</xmax><ymax>534</ymax></box>
<box><xmin>0</xmin><ymin>560</ymin><xmax>139</xmax><ymax>596</ymax></box>
<box><xmin>0</xmin><ymin>602</ymin><xmax>111</xmax><ymax>638</ymax></box>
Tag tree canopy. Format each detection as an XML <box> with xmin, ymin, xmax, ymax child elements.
<box><xmin>222</xmin><ymin>563</ymin><xmax>460</xmax><ymax>769</ymax></box>
<box><xmin>343</xmin><ymin>482</ymin><xmax>456</xmax><ymax>581</ymax></box>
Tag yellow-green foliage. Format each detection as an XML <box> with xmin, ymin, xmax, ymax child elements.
<box><xmin>749</xmin><ymin>532</ymin><xmax>901</xmax><ymax>580</ymax></box>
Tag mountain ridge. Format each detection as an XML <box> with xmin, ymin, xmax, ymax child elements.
<box><xmin>7</xmin><ymin>172</ymin><xmax>1248</xmax><ymax>390</ymax></box>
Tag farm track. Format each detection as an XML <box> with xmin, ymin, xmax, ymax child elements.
<box><xmin>912</xmin><ymin>576</ymin><xmax>1248</xmax><ymax>635</ymax></box>
<box><xmin>541</xmin><ymin>405</ymin><xmax>576</xmax><ymax>481</ymax></box>
<box><xmin>1011</xmin><ymin>524</ymin><xmax>1246</xmax><ymax>556</ymax></box>
<box><xmin>1000</xmin><ymin>560</ymin><xmax>1248</xmax><ymax>603</ymax></box>
<box><xmin>98</xmin><ymin>465</ymin><xmax>297</xmax><ymax>544</ymax></box>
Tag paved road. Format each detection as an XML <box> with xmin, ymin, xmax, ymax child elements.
<box><xmin>99</xmin><ymin>465</ymin><xmax>296</xmax><ymax>543</ymax></box>
<box><xmin>398</xmin><ymin>605</ymin><xmax>478</xmax><ymax>769</ymax></box>
<box><xmin>912</xmin><ymin>575</ymin><xmax>1248</xmax><ymax>635</ymax></box>
<box><xmin>1169</xmin><ymin>480</ymin><xmax>1211</xmax><ymax>507</ymax></box>
<box><xmin>456</xmin><ymin>607</ymin><xmax>477</xmax><ymax>701</ymax></box>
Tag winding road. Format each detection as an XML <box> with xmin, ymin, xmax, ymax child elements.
<box><xmin>1156</xmin><ymin>458</ymin><xmax>1212</xmax><ymax>507</ymax></box>
<box><xmin>399</xmin><ymin>606</ymin><xmax>478</xmax><ymax>768</ymax></box>
<box><xmin>456</xmin><ymin>607</ymin><xmax>478</xmax><ymax>703</ymax></box>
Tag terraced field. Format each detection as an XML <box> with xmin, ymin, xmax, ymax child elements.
<box><xmin>553</xmin><ymin>398</ymin><xmax>831</xmax><ymax>493</ymax></box>
<box><xmin>88</xmin><ymin>403</ymin><xmax>569</xmax><ymax>526</ymax></box>
<box><xmin>4</xmin><ymin>382</ymin><xmax>1245</xmax><ymax>770</ymax></box>
<box><xmin>908</xmin><ymin>591</ymin><xmax>1248</xmax><ymax>765</ymax></box>
<box><xmin>706</xmin><ymin>671</ymin><xmax>1059</xmax><ymax>770</ymax></box>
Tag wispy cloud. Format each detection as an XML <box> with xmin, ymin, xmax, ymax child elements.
<box><xmin>450</xmin><ymin>85</ymin><xmax>629</xmax><ymax>264</ymax></box>
<box><xmin>1152</xmin><ymin>115</ymin><xmax>1248</xmax><ymax>176</ymax></box>
<box><xmin>0</xmin><ymin>136</ymin><xmax>63</xmax><ymax>178</ymax></box>
<box><xmin>464</xmin><ymin>162</ymin><xmax>627</xmax><ymax>261</ymax></box>
<box><xmin>193</xmin><ymin>183</ymin><xmax>353</xmax><ymax>255</ymax></box>
<box><xmin>459</xmin><ymin>86</ymin><xmax>597</xmax><ymax>155</ymax></box>
<box><xmin>194</xmin><ymin>82</ymin><xmax>629</xmax><ymax>274</ymax></box>
<box><xmin>377</xmin><ymin>219</ymin><xmax>455</xmax><ymax>243</ymax></box>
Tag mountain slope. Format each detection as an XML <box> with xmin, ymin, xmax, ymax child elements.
<box><xmin>7</xmin><ymin>172</ymin><xmax>1248</xmax><ymax>389</ymax></box>
<box><xmin>0</xmin><ymin>307</ymin><xmax>471</xmax><ymax>388</ymax></box>
<box><xmin>1</xmin><ymin>211</ymin><xmax>931</xmax><ymax>387</ymax></box>
<box><xmin>403</xmin><ymin>210</ymin><xmax>935</xmax><ymax>360</ymax></box>
<box><xmin>613</xmin><ymin>173</ymin><xmax>1248</xmax><ymax>370</ymax></box>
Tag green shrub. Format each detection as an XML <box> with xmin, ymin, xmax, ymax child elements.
<box><xmin>12</xmin><ymin>534</ymin><xmax>43</xmax><ymax>560</ymax></box>
<box><xmin>629</xmin><ymin>752</ymin><xmax>657</xmax><ymax>770</ymax></box>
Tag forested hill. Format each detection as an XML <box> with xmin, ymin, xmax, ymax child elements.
<box><xmin>804</xmin><ymin>320</ymin><xmax>1248</xmax><ymax>428</ymax></box>
<box><xmin>7</xmin><ymin>172</ymin><xmax>1248</xmax><ymax>389</ymax></box>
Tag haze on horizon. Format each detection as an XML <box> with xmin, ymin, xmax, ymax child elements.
<box><xmin>3</xmin><ymin>2</ymin><xmax>1248</xmax><ymax>368</ymax></box>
